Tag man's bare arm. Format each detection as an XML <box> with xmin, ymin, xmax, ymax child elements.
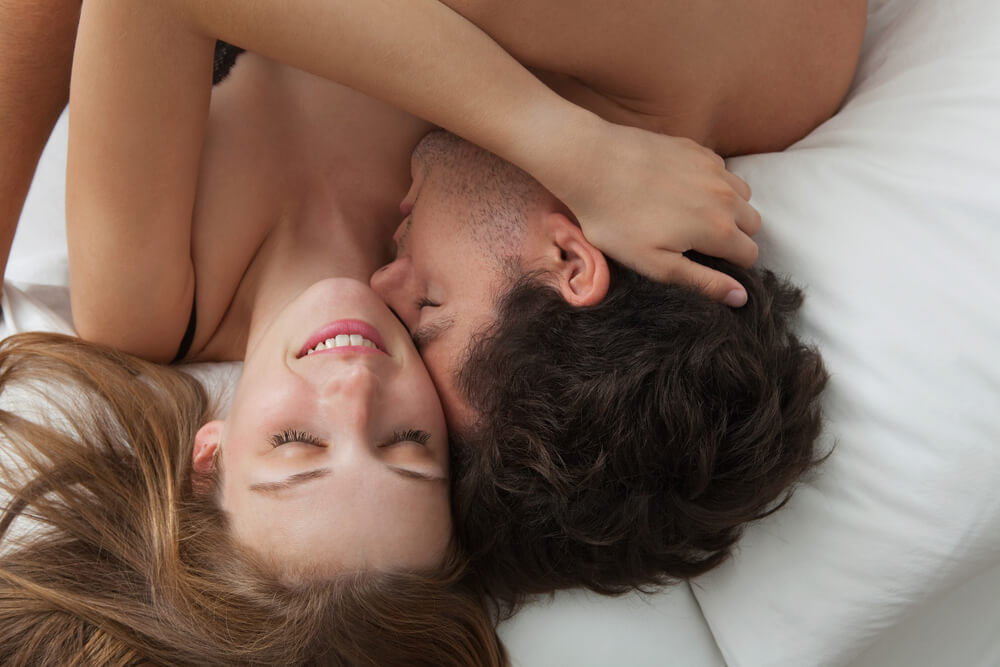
<box><xmin>0</xmin><ymin>0</ymin><xmax>81</xmax><ymax>282</ymax></box>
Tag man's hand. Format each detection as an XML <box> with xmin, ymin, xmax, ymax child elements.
<box><xmin>562</xmin><ymin>122</ymin><xmax>761</xmax><ymax>306</ymax></box>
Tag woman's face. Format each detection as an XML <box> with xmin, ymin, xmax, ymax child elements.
<box><xmin>196</xmin><ymin>278</ymin><xmax>451</xmax><ymax>578</ymax></box>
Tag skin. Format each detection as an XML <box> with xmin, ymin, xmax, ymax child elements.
<box><xmin>439</xmin><ymin>0</ymin><xmax>868</xmax><ymax>156</ymax></box>
<box><xmin>372</xmin><ymin>140</ymin><xmax>610</xmax><ymax>432</ymax></box>
<box><xmin>192</xmin><ymin>278</ymin><xmax>452</xmax><ymax>576</ymax></box>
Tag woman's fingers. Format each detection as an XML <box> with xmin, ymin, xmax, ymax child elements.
<box><xmin>723</xmin><ymin>168</ymin><xmax>752</xmax><ymax>202</ymax></box>
<box><xmin>695</xmin><ymin>224</ymin><xmax>759</xmax><ymax>269</ymax></box>
<box><xmin>725</xmin><ymin>173</ymin><xmax>762</xmax><ymax>237</ymax></box>
<box><xmin>568</xmin><ymin>124</ymin><xmax>762</xmax><ymax>306</ymax></box>
<box><xmin>688</xmin><ymin>193</ymin><xmax>760</xmax><ymax>269</ymax></box>
<box><xmin>736</xmin><ymin>196</ymin><xmax>763</xmax><ymax>237</ymax></box>
<box><xmin>654</xmin><ymin>254</ymin><xmax>748</xmax><ymax>307</ymax></box>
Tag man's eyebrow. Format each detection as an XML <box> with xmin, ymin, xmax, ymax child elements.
<box><xmin>249</xmin><ymin>468</ymin><xmax>331</xmax><ymax>494</ymax></box>
<box><xmin>411</xmin><ymin>317</ymin><xmax>455</xmax><ymax>349</ymax></box>
<box><xmin>388</xmin><ymin>465</ymin><xmax>448</xmax><ymax>483</ymax></box>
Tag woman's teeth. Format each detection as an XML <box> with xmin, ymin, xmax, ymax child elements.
<box><xmin>306</xmin><ymin>334</ymin><xmax>379</xmax><ymax>355</ymax></box>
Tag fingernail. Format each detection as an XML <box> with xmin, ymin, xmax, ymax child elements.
<box><xmin>724</xmin><ymin>289</ymin><xmax>747</xmax><ymax>308</ymax></box>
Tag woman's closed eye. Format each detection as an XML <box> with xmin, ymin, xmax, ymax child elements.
<box><xmin>416</xmin><ymin>297</ymin><xmax>439</xmax><ymax>310</ymax></box>
<box><xmin>269</xmin><ymin>428</ymin><xmax>325</xmax><ymax>448</ymax></box>
<box><xmin>269</xmin><ymin>428</ymin><xmax>430</xmax><ymax>448</ymax></box>
<box><xmin>382</xmin><ymin>429</ymin><xmax>432</xmax><ymax>447</ymax></box>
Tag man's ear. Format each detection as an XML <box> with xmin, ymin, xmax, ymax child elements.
<box><xmin>540</xmin><ymin>212</ymin><xmax>610</xmax><ymax>306</ymax></box>
<box><xmin>192</xmin><ymin>420</ymin><xmax>223</xmax><ymax>488</ymax></box>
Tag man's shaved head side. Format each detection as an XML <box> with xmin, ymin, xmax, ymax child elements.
<box><xmin>412</xmin><ymin>131</ymin><xmax>551</xmax><ymax>263</ymax></box>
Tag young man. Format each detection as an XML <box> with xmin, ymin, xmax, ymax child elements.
<box><xmin>372</xmin><ymin>131</ymin><xmax>829</xmax><ymax>607</ymax></box>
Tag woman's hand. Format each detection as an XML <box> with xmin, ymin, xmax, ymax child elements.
<box><xmin>556</xmin><ymin>122</ymin><xmax>761</xmax><ymax>306</ymax></box>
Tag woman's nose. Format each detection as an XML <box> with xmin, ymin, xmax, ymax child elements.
<box><xmin>317</xmin><ymin>364</ymin><xmax>380</xmax><ymax>429</ymax></box>
<box><xmin>319</xmin><ymin>363</ymin><xmax>379</xmax><ymax>398</ymax></box>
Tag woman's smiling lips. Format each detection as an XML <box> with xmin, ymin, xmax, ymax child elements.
<box><xmin>298</xmin><ymin>319</ymin><xmax>388</xmax><ymax>358</ymax></box>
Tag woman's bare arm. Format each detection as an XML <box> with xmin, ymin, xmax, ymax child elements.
<box><xmin>67</xmin><ymin>0</ymin><xmax>761</xmax><ymax>357</ymax></box>
<box><xmin>0</xmin><ymin>0</ymin><xmax>80</xmax><ymax>282</ymax></box>
<box><xmin>67</xmin><ymin>2</ymin><xmax>213</xmax><ymax>361</ymax></box>
<box><xmin>170</xmin><ymin>0</ymin><xmax>760</xmax><ymax>302</ymax></box>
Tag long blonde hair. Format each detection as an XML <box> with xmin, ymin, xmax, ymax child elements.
<box><xmin>0</xmin><ymin>332</ymin><xmax>506</xmax><ymax>666</ymax></box>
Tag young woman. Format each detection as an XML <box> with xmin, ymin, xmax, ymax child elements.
<box><xmin>0</xmin><ymin>328</ymin><xmax>504</xmax><ymax>665</ymax></box>
<box><xmin>0</xmin><ymin>0</ymin><xmax>864</xmax><ymax>661</ymax></box>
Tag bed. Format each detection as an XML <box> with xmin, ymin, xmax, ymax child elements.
<box><xmin>4</xmin><ymin>0</ymin><xmax>998</xmax><ymax>664</ymax></box>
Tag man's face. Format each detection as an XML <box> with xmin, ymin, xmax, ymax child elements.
<box><xmin>370</xmin><ymin>150</ymin><xmax>519</xmax><ymax>433</ymax></box>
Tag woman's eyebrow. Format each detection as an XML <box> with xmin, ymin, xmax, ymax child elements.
<box><xmin>388</xmin><ymin>465</ymin><xmax>448</xmax><ymax>483</ymax></box>
<box><xmin>249</xmin><ymin>468</ymin><xmax>331</xmax><ymax>494</ymax></box>
<box><xmin>249</xmin><ymin>465</ymin><xmax>445</xmax><ymax>492</ymax></box>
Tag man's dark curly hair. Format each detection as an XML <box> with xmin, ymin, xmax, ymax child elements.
<box><xmin>451</xmin><ymin>254</ymin><xmax>829</xmax><ymax>612</ymax></box>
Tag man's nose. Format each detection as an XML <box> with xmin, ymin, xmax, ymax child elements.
<box><xmin>370</xmin><ymin>260</ymin><xmax>414</xmax><ymax>324</ymax></box>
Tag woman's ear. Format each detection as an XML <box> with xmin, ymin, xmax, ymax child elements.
<box><xmin>542</xmin><ymin>212</ymin><xmax>610</xmax><ymax>306</ymax></box>
<box><xmin>192</xmin><ymin>420</ymin><xmax>223</xmax><ymax>475</ymax></box>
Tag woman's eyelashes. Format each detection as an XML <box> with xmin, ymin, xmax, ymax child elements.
<box><xmin>416</xmin><ymin>297</ymin><xmax>439</xmax><ymax>310</ymax></box>
<box><xmin>383</xmin><ymin>429</ymin><xmax>432</xmax><ymax>447</ymax></box>
<box><xmin>268</xmin><ymin>428</ymin><xmax>431</xmax><ymax>448</ymax></box>
<box><xmin>269</xmin><ymin>429</ymin><xmax>325</xmax><ymax>448</ymax></box>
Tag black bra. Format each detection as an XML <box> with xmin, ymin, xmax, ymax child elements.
<box><xmin>172</xmin><ymin>300</ymin><xmax>197</xmax><ymax>363</ymax></box>
<box><xmin>213</xmin><ymin>41</ymin><xmax>245</xmax><ymax>85</ymax></box>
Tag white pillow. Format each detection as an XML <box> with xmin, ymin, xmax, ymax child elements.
<box><xmin>499</xmin><ymin>587</ymin><xmax>724</xmax><ymax>667</ymax></box>
<box><xmin>692</xmin><ymin>0</ymin><xmax>1000</xmax><ymax>665</ymax></box>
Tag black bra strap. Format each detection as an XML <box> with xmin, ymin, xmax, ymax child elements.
<box><xmin>172</xmin><ymin>300</ymin><xmax>197</xmax><ymax>363</ymax></box>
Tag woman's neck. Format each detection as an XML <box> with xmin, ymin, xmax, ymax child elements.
<box><xmin>187</xmin><ymin>56</ymin><xmax>430</xmax><ymax>362</ymax></box>
<box><xmin>244</xmin><ymin>201</ymin><xmax>393</xmax><ymax>355</ymax></box>
<box><xmin>193</xmin><ymin>180</ymin><xmax>399</xmax><ymax>361</ymax></box>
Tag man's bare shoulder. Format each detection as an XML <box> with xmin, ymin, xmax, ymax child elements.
<box><xmin>440</xmin><ymin>0</ymin><xmax>867</xmax><ymax>155</ymax></box>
